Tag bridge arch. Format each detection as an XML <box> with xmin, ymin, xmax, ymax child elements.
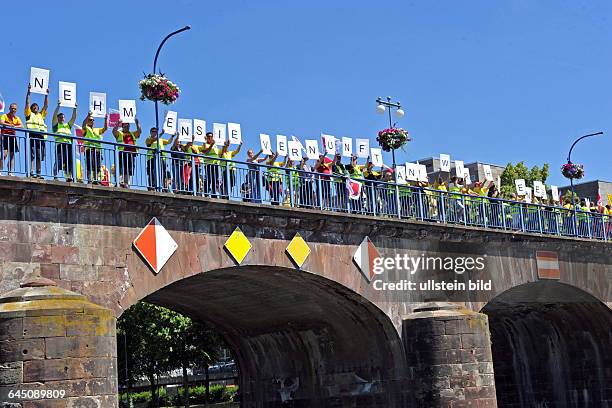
<box><xmin>481</xmin><ymin>281</ymin><xmax>612</xmax><ymax>408</ymax></box>
<box><xmin>133</xmin><ymin>265</ymin><xmax>408</xmax><ymax>407</ymax></box>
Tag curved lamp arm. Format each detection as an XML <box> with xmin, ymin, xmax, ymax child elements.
<box><xmin>153</xmin><ymin>25</ymin><xmax>191</xmax><ymax>74</ymax></box>
<box><xmin>567</xmin><ymin>131</ymin><xmax>603</xmax><ymax>163</ymax></box>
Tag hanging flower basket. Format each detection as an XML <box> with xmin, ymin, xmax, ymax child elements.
<box><xmin>139</xmin><ymin>74</ymin><xmax>180</xmax><ymax>105</ymax></box>
<box><xmin>376</xmin><ymin>127</ymin><xmax>411</xmax><ymax>152</ymax></box>
<box><xmin>561</xmin><ymin>162</ymin><xmax>584</xmax><ymax>179</ymax></box>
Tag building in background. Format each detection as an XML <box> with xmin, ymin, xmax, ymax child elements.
<box><xmin>416</xmin><ymin>157</ymin><xmax>505</xmax><ymax>185</ymax></box>
<box><xmin>559</xmin><ymin>180</ymin><xmax>612</xmax><ymax>204</ymax></box>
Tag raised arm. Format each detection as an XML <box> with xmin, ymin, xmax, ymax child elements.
<box><xmin>100</xmin><ymin>115</ymin><xmax>108</xmax><ymax>134</ymax></box>
<box><xmin>52</xmin><ymin>102</ymin><xmax>60</xmax><ymax>127</ymax></box>
<box><xmin>25</xmin><ymin>85</ymin><xmax>31</xmax><ymax>117</ymax></box>
<box><xmin>42</xmin><ymin>90</ymin><xmax>49</xmax><ymax>114</ymax></box>
<box><xmin>112</xmin><ymin>122</ymin><xmax>121</xmax><ymax>139</ymax></box>
<box><xmin>82</xmin><ymin>111</ymin><xmax>92</xmax><ymax>130</ymax></box>
<box><xmin>220</xmin><ymin>139</ymin><xmax>230</xmax><ymax>156</ymax></box>
<box><xmin>234</xmin><ymin>141</ymin><xmax>243</xmax><ymax>155</ymax></box>
<box><xmin>68</xmin><ymin>104</ymin><xmax>78</xmax><ymax>127</ymax></box>
<box><xmin>134</xmin><ymin>118</ymin><xmax>142</xmax><ymax>138</ymax></box>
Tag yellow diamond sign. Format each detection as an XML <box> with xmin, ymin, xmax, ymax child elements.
<box><xmin>224</xmin><ymin>227</ymin><xmax>252</xmax><ymax>264</ymax></box>
<box><xmin>286</xmin><ymin>233</ymin><xmax>311</xmax><ymax>268</ymax></box>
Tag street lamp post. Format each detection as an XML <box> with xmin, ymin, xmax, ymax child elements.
<box><xmin>151</xmin><ymin>25</ymin><xmax>191</xmax><ymax>191</ymax></box>
<box><xmin>566</xmin><ymin>131</ymin><xmax>603</xmax><ymax>234</ymax></box>
<box><xmin>375</xmin><ymin>96</ymin><xmax>405</xmax><ymax>180</ymax></box>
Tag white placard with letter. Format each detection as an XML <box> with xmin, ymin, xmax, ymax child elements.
<box><xmin>341</xmin><ymin>137</ymin><xmax>352</xmax><ymax>158</ymax></box>
<box><xmin>322</xmin><ymin>134</ymin><xmax>336</xmax><ymax>155</ymax></box>
<box><xmin>418</xmin><ymin>164</ymin><xmax>428</xmax><ymax>182</ymax></box>
<box><xmin>396</xmin><ymin>165</ymin><xmax>407</xmax><ymax>184</ymax></box>
<box><xmin>163</xmin><ymin>110</ymin><xmax>177</xmax><ymax>135</ymax></box>
<box><xmin>58</xmin><ymin>81</ymin><xmax>76</xmax><ymax>108</ymax></box>
<box><xmin>228</xmin><ymin>122</ymin><xmax>242</xmax><ymax>145</ymax></box>
<box><xmin>515</xmin><ymin>179</ymin><xmax>527</xmax><ymax>196</ymax></box>
<box><xmin>291</xmin><ymin>135</ymin><xmax>305</xmax><ymax>153</ymax></box>
<box><xmin>463</xmin><ymin>168</ymin><xmax>471</xmax><ymax>185</ymax></box>
<box><xmin>305</xmin><ymin>140</ymin><xmax>320</xmax><ymax>160</ymax></box>
<box><xmin>213</xmin><ymin>123</ymin><xmax>226</xmax><ymax>145</ymax></box>
<box><xmin>355</xmin><ymin>138</ymin><xmax>369</xmax><ymax>158</ymax></box>
<box><xmin>483</xmin><ymin>164</ymin><xmax>494</xmax><ymax>181</ymax></box>
<box><xmin>177</xmin><ymin>119</ymin><xmax>192</xmax><ymax>142</ymax></box>
<box><xmin>370</xmin><ymin>148</ymin><xmax>383</xmax><ymax>167</ymax></box>
<box><xmin>118</xmin><ymin>100</ymin><xmax>136</xmax><ymax>124</ymax></box>
<box><xmin>288</xmin><ymin>141</ymin><xmax>302</xmax><ymax>161</ymax></box>
<box><xmin>551</xmin><ymin>185</ymin><xmax>559</xmax><ymax>202</ymax></box>
<box><xmin>525</xmin><ymin>187</ymin><xmax>533</xmax><ymax>203</ymax></box>
<box><xmin>405</xmin><ymin>163</ymin><xmax>419</xmax><ymax>181</ymax></box>
<box><xmin>439</xmin><ymin>154</ymin><xmax>451</xmax><ymax>172</ymax></box>
<box><xmin>533</xmin><ymin>181</ymin><xmax>545</xmax><ymax>198</ymax></box>
<box><xmin>260</xmin><ymin>134</ymin><xmax>272</xmax><ymax>155</ymax></box>
<box><xmin>276</xmin><ymin>135</ymin><xmax>288</xmax><ymax>156</ymax></box>
<box><xmin>193</xmin><ymin>119</ymin><xmax>206</xmax><ymax>143</ymax></box>
<box><xmin>30</xmin><ymin>67</ymin><xmax>49</xmax><ymax>95</ymax></box>
<box><xmin>455</xmin><ymin>160</ymin><xmax>465</xmax><ymax>178</ymax></box>
<box><xmin>89</xmin><ymin>92</ymin><xmax>106</xmax><ymax>118</ymax></box>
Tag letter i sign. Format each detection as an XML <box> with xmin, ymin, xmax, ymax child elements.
<box><xmin>133</xmin><ymin>218</ymin><xmax>178</xmax><ymax>274</ymax></box>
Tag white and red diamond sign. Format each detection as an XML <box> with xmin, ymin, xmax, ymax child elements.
<box><xmin>353</xmin><ymin>236</ymin><xmax>380</xmax><ymax>282</ymax></box>
<box><xmin>133</xmin><ymin>218</ymin><xmax>178</xmax><ymax>274</ymax></box>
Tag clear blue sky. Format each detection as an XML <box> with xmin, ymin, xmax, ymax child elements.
<box><xmin>2</xmin><ymin>0</ymin><xmax>610</xmax><ymax>186</ymax></box>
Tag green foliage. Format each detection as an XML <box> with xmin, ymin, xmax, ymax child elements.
<box><xmin>118</xmin><ymin>302</ymin><xmax>226</xmax><ymax>408</ymax></box>
<box><xmin>499</xmin><ymin>161</ymin><xmax>550</xmax><ymax>198</ymax></box>
<box><xmin>119</xmin><ymin>384</ymin><xmax>238</xmax><ymax>406</ymax></box>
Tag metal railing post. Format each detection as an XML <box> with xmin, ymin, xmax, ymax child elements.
<box><xmin>462</xmin><ymin>196</ymin><xmax>467</xmax><ymax>226</ymax></box>
<box><xmin>114</xmin><ymin>146</ymin><xmax>120</xmax><ymax>187</ymax></box>
<box><xmin>537</xmin><ymin>206</ymin><xmax>543</xmax><ymax>234</ymax></box>
<box><xmin>70</xmin><ymin>139</ymin><xmax>77</xmax><ymax>183</ymax></box>
<box><xmin>317</xmin><ymin>177</ymin><xmax>324</xmax><ymax>210</ymax></box>
<box><xmin>417</xmin><ymin>188</ymin><xmax>425</xmax><ymax>220</ymax></box>
<box><xmin>501</xmin><ymin>202</ymin><xmax>507</xmax><ymax>230</ymax></box>
<box><xmin>24</xmin><ymin>131</ymin><xmax>31</xmax><ymax>177</ymax></box>
<box><xmin>395</xmin><ymin>183</ymin><xmax>401</xmax><ymax>218</ymax></box>
<box><xmin>288</xmin><ymin>169</ymin><xmax>295</xmax><ymax>207</ymax></box>
<box><xmin>519</xmin><ymin>204</ymin><xmax>525</xmax><ymax>232</ymax></box>
<box><xmin>225</xmin><ymin>161</ymin><xmax>231</xmax><ymax>199</ymax></box>
<box><xmin>191</xmin><ymin>157</ymin><xmax>197</xmax><ymax>196</ymax></box>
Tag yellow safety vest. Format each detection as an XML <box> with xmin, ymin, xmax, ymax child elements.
<box><xmin>84</xmin><ymin>126</ymin><xmax>103</xmax><ymax>148</ymax></box>
<box><xmin>26</xmin><ymin>112</ymin><xmax>47</xmax><ymax>135</ymax></box>
<box><xmin>54</xmin><ymin>122</ymin><xmax>72</xmax><ymax>143</ymax></box>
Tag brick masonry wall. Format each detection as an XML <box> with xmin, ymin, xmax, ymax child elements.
<box><xmin>0</xmin><ymin>285</ymin><xmax>118</xmax><ymax>408</ymax></box>
<box><xmin>402</xmin><ymin>305</ymin><xmax>497</xmax><ymax>408</ymax></box>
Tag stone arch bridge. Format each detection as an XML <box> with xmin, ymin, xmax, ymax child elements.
<box><xmin>0</xmin><ymin>178</ymin><xmax>610</xmax><ymax>407</ymax></box>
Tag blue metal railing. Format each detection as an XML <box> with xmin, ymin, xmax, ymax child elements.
<box><xmin>0</xmin><ymin>125</ymin><xmax>609</xmax><ymax>242</ymax></box>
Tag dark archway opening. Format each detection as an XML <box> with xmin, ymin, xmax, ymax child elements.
<box><xmin>482</xmin><ymin>281</ymin><xmax>612</xmax><ymax>408</ymax></box>
<box><xmin>139</xmin><ymin>266</ymin><xmax>407</xmax><ymax>408</ymax></box>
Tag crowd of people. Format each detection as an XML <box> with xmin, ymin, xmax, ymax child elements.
<box><xmin>1</xmin><ymin>89</ymin><xmax>610</xmax><ymax>239</ymax></box>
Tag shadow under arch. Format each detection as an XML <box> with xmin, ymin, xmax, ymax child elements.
<box><xmin>481</xmin><ymin>281</ymin><xmax>612</xmax><ymax>408</ymax></box>
<box><xmin>142</xmin><ymin>265</ymin><xmax>408</xmax><ymax>408</ymax></box>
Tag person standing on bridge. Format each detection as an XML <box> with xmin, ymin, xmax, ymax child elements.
<box><xmin>145</xmin><ymin>127</ymin><xmax>174</xmax><ymax>191</ymax></box>
<box><xmin>81</xmin><ymin>111</ymin><xmax>107</xmax><ymax>185</ymax></box>
<box><xmin>112</xmin><ymin>118</ymin><xmax>142</xmax><ymax>188</ymax></box>
<box><xmin>219</xmin><ymin>139</ymin><xmax>242</xmax><ymax>199</ymax></box>
<box><xmin>51</xmin><ymin>101</ymin><xmax>77</xmax><ymax>182</ymax></box>
<box><xmin>24</xmin><ymin>84</ymin><xmax>49</xmax><ymax>179</ymax></box>
<box><xmin>244</xmin><ymin>147</ymin><xmax>266</xmax><ymax>203</ymax></box>
<box><xmin>200</xmin><ymin>132</ymin><xmax>221</xmax><ymax>197</ymax></box>
<box><xmin>0</xmin><ymin>103</ymin><xmax>23</xmax><ymax>176</ymax></box>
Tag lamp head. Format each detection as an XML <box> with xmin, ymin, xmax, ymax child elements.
<box><xmin>376</xmin><ymin>104</ymin><xmax>386</xmax><ymax>114</ymax></box>
<box><xmin>396</xmin><ymin>108</ymin><xmax>405</xmax><ymax>118</ymax></box>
